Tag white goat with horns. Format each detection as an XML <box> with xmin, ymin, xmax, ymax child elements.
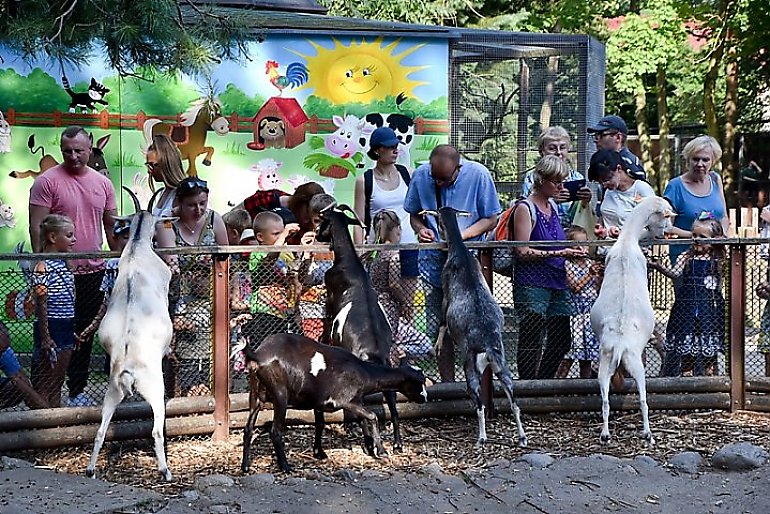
<box><xmin>86</xmin><ymin>187</ymin><xmax>176</xmax><ymax>481</ymax></box>
<box><xmin>591</xmin><ymin>196</ymin><xmax>674</xmax><ymax>446</ymax></box>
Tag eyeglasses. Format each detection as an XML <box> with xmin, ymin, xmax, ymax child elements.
<box><xmin>431</xmin><ymin>164</ymin><xmax>461</xmax><ymax>187</ymax></box>
<box><xmin>593</xmin><ymin>131</ymin><xmax>619</xmax><ymax>140</ymax></box>
<box><xmin>145</xmin><ymin>161</ymin><xmax>158</xmax><ymax>171</ymax></box>
<box><xmin>179</xmin><ymin>178</ymin><xmax>208</xmax><ymax>190</ymax></box>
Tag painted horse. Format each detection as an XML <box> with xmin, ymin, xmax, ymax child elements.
<box><xmin>143</xmin><ymin>96</ymin><xmax>229</xmax><ymax>177</ymax></box>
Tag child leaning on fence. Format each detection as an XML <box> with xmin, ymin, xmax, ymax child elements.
<box><xmin>30</xmin><ymin>214</ymin><xmax>77</xmax><ymax>407</ymax></box>
<box><xmin>556</xmin><ymin>225</ymin><xmax>602</xmax><ymax>379</ymax></box>
<box><xmin>650</xmin><ymin>213</ymin><xmax>726</xmax><ymax>377</ymax></box>
<box><xmin>243</xmin><ymin>211</ymin><xmax>300</xmax><ymax>348</ymax></box>
<box><xmin>369</xmin><ymin>209</ymin><xmax>433</xmax><ymax>365</ymax></box>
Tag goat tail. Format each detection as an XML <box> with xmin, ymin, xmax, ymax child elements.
<box><xmin>118</xmin><ymin>370</ymin><xmax>135</xmax><ymax>397</ymax></box>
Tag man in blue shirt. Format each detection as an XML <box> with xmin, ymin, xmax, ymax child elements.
<box><xmin>587</xmin><ymin>115</ymin><xmax>646</xmax><ymax>181</ymax></box>
<box><xmin>404</xmin><ymin>145</ymin><xmax>501</xmax><ymax>381</ymax></box>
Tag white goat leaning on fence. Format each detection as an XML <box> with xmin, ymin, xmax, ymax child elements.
<box><xmin>86</xmin><ymin>187</ymin><xmax>176</xmax><ymax>481</ymax></box>
<box><xmin>590</xmin><ymin>196</ymin><xmax>674</xmax><ymax>446</ymax></box>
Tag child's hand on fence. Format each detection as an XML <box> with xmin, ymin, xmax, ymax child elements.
<box><xmin>757</xmin><ymin>282</ymin><xmax>770</xmax><ymax>300</ymax></box>
<box><xmin>608</xmin><ymin>226</ymin><xmax>621</xmax><ymax>238</ymax></box>
<box><xmin>594</xmin><ymin>224</ymin><xmax>607</xmax><ymax>239</ymax></box>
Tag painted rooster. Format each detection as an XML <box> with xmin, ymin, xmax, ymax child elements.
<box><xmin>265</xmin><ymin>60</ymin><xmax>309</xmax><ymax>95</ymax></box>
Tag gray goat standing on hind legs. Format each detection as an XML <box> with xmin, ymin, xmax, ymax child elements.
<box><xmin>591</xmin><ymin>196</ymin><xmax>674</xmax><ymax>446</ymax></box>
<box><xmin>86</xmin><ymin>187</ymin><xmax>177</xmax><ymax>482</ymax></box>
<box><xmin>426</xmin><ymin>206</ymin><xmax>527</xmax><ymax>447</ymax></box>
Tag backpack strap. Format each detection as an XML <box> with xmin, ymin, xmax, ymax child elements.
<box><xmin>365</xmin><ymin>165</ymin><xmax>411</xmax><ymax>238</ymax></box>
<box><xmin>507</xmin><ymin>198</ymin><xmax>546</xmax><ymax>239</ymax></box>
<box><xmin>364</xmin><ymin>168</ymin><xmax>373</xmax><ymax>238</ymax></box>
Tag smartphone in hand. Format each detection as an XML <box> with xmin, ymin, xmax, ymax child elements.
<box><xmin>563</xmin><ymin>179</ymin><xmax>587</xmax><ymax>201</ymax></box>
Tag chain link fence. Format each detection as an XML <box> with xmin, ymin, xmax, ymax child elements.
<box><xmin>0</xmin><ymin>239</ymin><xmax>767</xmax><ymax>447</ymax></box>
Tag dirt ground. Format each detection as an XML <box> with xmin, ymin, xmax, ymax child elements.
<box><xmin>2</xmin><ymin>410</ymin><xmax>770</xmax><ymax>513</ymax></box>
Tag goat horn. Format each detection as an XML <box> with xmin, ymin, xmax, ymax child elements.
<box><xmin>122</xmin><ymin>186</ymin><xmax>141</xmax><ymax>213</ymax></box>
<box><xmin>147</xmin><ymin>187</ymin><xmax>165</xmax><ymax>213</ymax></box>
<box><xmin>419</xmin><ymin>209</ymin><xmax>438</xmax><ymax>218</ymax></box>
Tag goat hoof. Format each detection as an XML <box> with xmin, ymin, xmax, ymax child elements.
<box><xmin>278</xmin><ymin>463</ymin><xmax>293</xmax><ymax>473</ymax></box>
<box><xmin>600</xmin><ymin>434</ymin><xmax>611</xmax><ymax>445</ymax></box>
<box><xmin>392</xmin><ymin>445</ymin><xmax>403</xmax><ymax>454</ymax></box>
<box><xmin>643</xmin><ymin>433</ymin><xmax>656</xmax><ymax>447</ymax></box>
<box><xmin>161</xmin><ymin>469</ymin><xmax>173</xmax><ymax>482</ymax></box>
<box><xmin>314</xmin><ymin>449</ymin><xmax>328</xmax><ymax>460</ymax></box>
<box><xmin>518</xmin><ymin>436</ymin><xmax>528</xmax><ymax>448</ymax></box>
<box><xmin>85</xmin><ymin>468</ymin><xmax>95</xmax><ymax>478</ymax></box>
<box><xmin>475</xmin><ymin>437</ymin><xmax>487</xmax><ymax>448</ymax></box>
<box><xmin>375</xmin><ymin>447</ymin><xmax>389</xmax><ymax>459</ymax></box>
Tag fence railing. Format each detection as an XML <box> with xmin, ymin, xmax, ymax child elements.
<box><xmin>0</xmin><ymin>238</ymin><xmax>768</xmax><ymax>450</ymax></box>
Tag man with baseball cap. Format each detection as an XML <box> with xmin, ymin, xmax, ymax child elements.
<box><xmin>587</xmin><ymin>115</ymin><xmax>646</xmax><ymax>181</ymax></box>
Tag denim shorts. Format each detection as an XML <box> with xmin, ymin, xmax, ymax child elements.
<box><xmin>0</xmin><ymin>346</ymin><xmax>21</xmax><ymax>376</ymax></box>
<box><xmin>33</xmin><ymin>318</ymin><xmax>75</xmax><ymax>359</ymax></box>
<box><xmin>514</xmin><ymin>286</ymin><xmax>573</xmax><ymax>317</ymax></box>
<box><xmin>399</xmin><ymin>249</ymin><xmax>419</xmax><ymax>278</ymax></box>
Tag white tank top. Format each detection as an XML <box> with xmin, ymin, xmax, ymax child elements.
<box><xmin>368</xmin><ymin>173</ymin><xmax>417</xmax><ymax>244</ymax></box>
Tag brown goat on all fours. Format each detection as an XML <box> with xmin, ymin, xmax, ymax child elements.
<box><xmin>240</xmin><ymin>333</ymin><xmax>428</xmax><ymax>474</ymax></box>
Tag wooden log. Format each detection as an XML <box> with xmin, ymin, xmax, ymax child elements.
<box><xmin>0</xmin><ymin>414</ymin><xmax>214</xmax><ymax>452</ymax></box>
<box><xmin>0</xmin><ymin>396</ymin><xmax>215</xmax><ymax>432</ymax></box>
<box><xmin>0</xmin><ymin>392</ymin><xmax>729</xmax><ymax>451</ymax></box>
<box><xmin>744</xmin><ymin>394</ymin><xmax>770</xmax><ymax>411</ymax></box>
<box><xmin>745</xmin><ymin>377</ymin><xmax>770</xmax><ymax>393</ymax></box>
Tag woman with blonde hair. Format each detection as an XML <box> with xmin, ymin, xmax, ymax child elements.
<box><xmin>512</xmin><ymin>155</ymin><xmax>587</xmax><ymax>379</ymax></box>
<box><xmin>521</xmin><ymin>126</ymin><xmax>590</xmax><ymax>227</ymax></box>
<box><xmin>145</xmin><ymin>134</ymin><xmax>187</xmax><ymax>217</ymax></box>
<box><xmin>663</xmin><ymin>135</ymin><xmax>728</xmax><ymax>264</ymax></box>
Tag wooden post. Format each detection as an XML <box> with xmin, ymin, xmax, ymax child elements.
<box><xmin>53</xmin><ymin>110</ymin><xmax>62</xmax><ymax>127</ymax></box>
<box><xmin>211</xmin><ymin>255</ymin><xmax>231</xmax><ymax>441</ymax></box>
<box><xmin>478</xmin><ymin>249</ymin><xmax>495</xmax><ymax>416</ymax></box>
<box><xmin>99</xmin><ymin>109</ymin><xmax>109</xmax><ymax>129</ymax></box>
<box><xmin>231</xmin><ymin>112</ymin><xmax>239</xmax><ymax>133</ymax></box>
<box><xmin>729</xmin><ymin>243</ymin><xmax>746</xmax><ymax>412</ymax></box>
<box><xmin>6</xmin><ymin>107</ymin><xmax>15</xmax><ymax>125</ymax></box>
<box><xmin>136</xmin><ymin>110</ymin><xmax>146</xmax><ymax>131</ymax></box>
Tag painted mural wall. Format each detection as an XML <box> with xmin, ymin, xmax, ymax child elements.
<box><xmin>0</xmin><ymin>33</ymin><xmax>449</xmax><ymax>322</ymax></box>
<box><xmin>0</xmin><ymin>34</ymin><xmax>449</xmax><ymax>250</ymax></box>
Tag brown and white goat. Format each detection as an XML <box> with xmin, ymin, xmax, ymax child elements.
<box><xmin>591</xmin><ymin>196</ymin><xmax>674</xmax><ymax>446</ymax></box>
<box><xmin>240</xmin><ymin>333</ymin><xmax>428</xmax><ymax>473</ymax></box>
<box><xmin>86</xmin><ymin>187</ymin><xmax>176</xmax><ymax>481</ymax></box>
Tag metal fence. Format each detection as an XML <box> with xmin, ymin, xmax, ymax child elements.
<box><xmin>450</xmin><ymin>31</ymin><xmax>605</xmax><ymax>182</ymax></box>
<box><xmin>0</xmin><ymin>238</ymin><xmax>768</xmax><ymax>450</ymax></box>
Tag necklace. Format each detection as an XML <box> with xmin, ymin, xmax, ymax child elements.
<box><xmin>182</xmin><ymin>219</ymin><xmax>198</xmax><ymax>234</ymax></box>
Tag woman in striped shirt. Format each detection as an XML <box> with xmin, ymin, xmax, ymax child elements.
<box><xmin>31</xmin><ymin>214</ymin><xmax>76</xmax><ymax>407</ymax></box>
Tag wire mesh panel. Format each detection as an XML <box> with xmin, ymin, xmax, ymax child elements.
<box><xmin>450</xmin><ymin>32</ymin><xmax>604</xmax><ymax>184</ymax></box>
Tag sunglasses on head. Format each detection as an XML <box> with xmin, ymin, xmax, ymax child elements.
<box><xmin>180</xmin><ymin>178</ymin><xmax>208</xmax><ymax>190</ymax></box>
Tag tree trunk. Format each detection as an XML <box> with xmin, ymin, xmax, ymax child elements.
<box><xmin>656</xmin><ymin>65</ymin><xmax>671</xmax><ymax>192</ymax></box>
<box><xmin>634</xmin><ymin>85</ymin><xmax>653</xmax><ymax>175</ymax></box>
<box><xmin>539</xmin><ymin>56</ymin><xmax>560</xmax><ymax>131</ymax></box>
<box><xmin>704</xmin><ymin>42</ymin><xmax>724</xmax><ymax>140</ymax></box>
<box><xmin>724</xmin><ymin>41</ymin><xmax>738</xmax><ymax>201</ymax></box>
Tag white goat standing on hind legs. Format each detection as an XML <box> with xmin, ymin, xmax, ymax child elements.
<box><xmin>591</xmin><ymin>196</ymin><xmax>674</xmax><ymax>446</ymax></box>
<box><xmin>86</xmin><ymin>187</ymin><xmax>177</xmax><ymax>482</ymax></box>
<box><xmin>426</xmin><ymin>207</ymin><xmax>527</xmax><ymax>447</ymax></box>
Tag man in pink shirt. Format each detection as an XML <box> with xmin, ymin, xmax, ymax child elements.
<box><xmin>28</xmin><ymin>125</ymin><xmax>118</xmax><ymax>406</ymax></box>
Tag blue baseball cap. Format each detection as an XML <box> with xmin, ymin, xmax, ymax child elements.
<box><xmin>587</xmin><ymin>115</ymin><xmax>629</xmax><ymax>135</ymax></box>
<box><xmin>369</xmin><ymin>127</ymin><xmax>401</xmax><ymax>149</ymax></box>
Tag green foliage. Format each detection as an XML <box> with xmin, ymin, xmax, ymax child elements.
<box><xmin>218</xmin><ymin>83</ymin><xmax>266</xmax><ymax>118</ymax></box>
<box><xmin>104</xmin><ymin>72</ymin><xmax>200</xmax><ymax>115</ymax></box>
<box><xmin>0</xmin><ymin>68</ymin><xmax>69</xmax><ymax>111</ymax></box>
<box><xmin>303</xmin><ymin>152</ymin><xmax>358</xmax><ymax>176</ymax></box>
<box><xmin>318</xmin><ymin>0</ymin><xmax>474</xmax><ymax>25</ymax></box>
<box><xmin>0</xmin><ymin>0</ymin><xmax>255</xmax><ymax>76</ymax></box>
<box><xmin>224</xmin><ymin>140</ymin><xmax>245</xmax><ymax>156</ymax></box>
<box><xmin>303</xmin><ymin>95</ymin><xmax>447</xmax><ymax>120</ymax></box>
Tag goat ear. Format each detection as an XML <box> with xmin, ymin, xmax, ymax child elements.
<box><xmin>338</xmin><ymin>204</ymin><xmax>366</xmax><ymax>228</ymax></box>
<box><xmin>662</xmin><ymin>210</ymin><xmax>676</xmax><ymax>219</ymax></box>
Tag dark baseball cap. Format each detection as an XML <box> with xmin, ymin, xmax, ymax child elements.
<box><xmin>587</xmin><ymin>149</ymin><xmax>624</xmax><ymax>181</ymax></box>
<box><xmin>369</xmin><ymin>127</ymin><xmax>401</xmax><ymax>149</ymax></box>
<box><xmin>587</xmin><ymin>115</ymin><xmax>629</xmax><ymax>135</ymax></box>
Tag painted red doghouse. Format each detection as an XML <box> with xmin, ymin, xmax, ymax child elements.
<box><xmin>248</xmin><ymin>97</ymin><xmax>308</xmax><ymax>151</ymax></box>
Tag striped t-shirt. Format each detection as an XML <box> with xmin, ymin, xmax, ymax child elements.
<box><xmin>32</xmin><ymin>259</ymin><xmax>75</xmax><ymax>319</ymax></box>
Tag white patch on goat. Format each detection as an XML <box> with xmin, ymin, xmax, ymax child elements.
<box><xmin>476</xmin><ymin>352</ymin><xmax>490</xmax><ymax>375</ymax></box>
<box><xmin>310</xmin><ymin>352</ymin><xmax>327</xmax><ymax>376</ymax></box>
<box><xmin>324</xmin><ymin>397</ymin><xmax>338</xmax><ymax>409</ymax></box>
<box><xmin>332</xmin><ymin>302</ymin><xmax>353</xmax><ymax>341</ymax></box>
<box><xmin>420</xmin><ymin>385</ymin><xmax>428</xmax><ymax>402</ymax></box>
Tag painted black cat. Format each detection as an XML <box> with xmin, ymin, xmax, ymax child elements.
<box><xmin>62</xmin><ymin>76</ymin><xmax>110</xmax><ymax>114</ymax></box>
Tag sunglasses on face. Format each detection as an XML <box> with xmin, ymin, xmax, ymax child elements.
<box><xmin>593</xmin><ymin>131</ymin><xmax>619</xmax><ymax>140</ymax></box>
